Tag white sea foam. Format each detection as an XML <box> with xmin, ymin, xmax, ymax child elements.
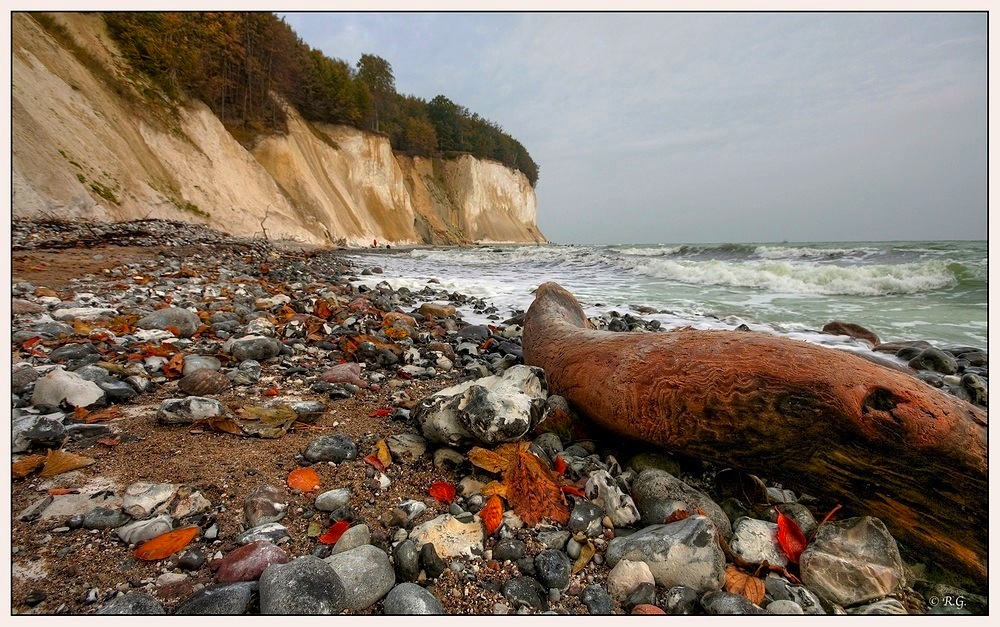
<box><xmin>612</xmin><ymin>257</ymin><xmax>957</xmax><ymax>296</ymax></box>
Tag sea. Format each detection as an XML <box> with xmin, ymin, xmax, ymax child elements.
<box><xmin>343</xmin><ymin>241</ymin><xmax>988</xmax><ymax>357</ymax></box>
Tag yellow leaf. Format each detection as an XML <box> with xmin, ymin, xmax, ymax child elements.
<box><xmin>572</xmin><ymin>540</ymin><xmax>596</xmax><ymax>574</ymax></box>
<box><xmin>39</xmin><ymin>449</ymin><xmax>95</xmax><ymax>477</ymax></box>
<box><xmin>374</xmin><ymin>439</ymin><xmax>392</xmax><ymax>469</ymax></box>
<box><xmin>723</xmin><ymin>565</ymin><xmax>766</xmax><ymax>605</ymax></box>
<box><xmin>481</xmin><ymin>481</ymin><xmax>508</xmax><ymax>499</ymax></box>
<box><xmin>467</xmin><ymin>447</ymin><xmax>508</xmax><ymax>473</ymax></box>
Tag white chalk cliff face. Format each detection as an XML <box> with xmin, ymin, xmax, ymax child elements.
<box><xmin>11</xmin><ymin>13</ymin><xmax>546</xmax><ymax>247</ymax></box>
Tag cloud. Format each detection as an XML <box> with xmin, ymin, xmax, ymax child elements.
<box><xmin>280</xmin><ymin>11</ymin><xmax>986</xmax><ymax>243</ymax></box>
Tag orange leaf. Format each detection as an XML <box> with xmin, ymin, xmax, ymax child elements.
<box><xmin>287</xmin><ymin>467</ymin><xmax>321</xmax><ymax>492</ymax></box>
<box><xmin>97</xmin><ymin>436</ymin><xmax>121</xmax><ymax>447</ymax></box>
<box><xmin>776</xmin><ymin>511</ymin><xmax>808</xmax><ymax>563</ymax></box>
<box><xmin>12</xmin><ymin>455</ymin><xmax>46</xmax><ymax>478</ymax></box>
<box><xmin>481</xmin><ymin>494</ymin><xmax>504</xmax><ymax>535</ymax></box>
<box><xmin>429</xmin><ymin>481</ymin><xmax>456</xmax><ymax>503</ymax></box>
<box><xmin>561</xmin><ymin>485</ymin><xmax>586</xmax><ymax>498</ymax></box>
<box><xmin>369</xmin><ymin>408</ymin><xmax>392</xmax><ymax>418</ymax></box>
<box><xmin>134</xmin><ymin>526</ymin><xmax>199</xmax><ymax>561</ymax></box>
<box><xmin>73</xmin><ymin>406</ymin><xmax>91</xmax><ymax>420</ymax></box>
<box><xmin>503</xmin><ymin>451</ymin><xmax>569</xmax><ymax>526</ymax></box>
<box><xmin>165</xmin><ymin>325</ymin><xmax>182</xmax><ymax>337</ymax></box>
<box><xmin>263</xmin><ymin>386</ymin><xmax>280</xmax><ymax>397</ymax></box>
<box><xmin>723</xmin><ymin>565</ymin><xmax>765</xmax><ymax>605</ymax></box>
<box><xmin>318</xmin><ymin>520</ymin><xmax>350</xmax><ymax>545</ymax></box>
<box><xmin>47</xmin><ymin>488</ymin><xmax>79</xmax><ymax>496</ymax></box>
<box><xmin>22</xmin><ymin>336</ymin><xmax>42</xmax><ymax>350</ymax></box>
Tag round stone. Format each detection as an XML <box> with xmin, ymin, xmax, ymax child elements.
<box><xmin>382</xmin><ymin>582</ymin><xmax>445</xmax><ymax>615</ymax></box>
<box><xmin>304</xmin><ymin>434</ymin><xmax>358</xmax><ymax>463</ymax></box>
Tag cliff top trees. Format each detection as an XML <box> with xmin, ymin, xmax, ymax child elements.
<box><xmin>356</xmin><ymin>53</ymin><xmax>395</xmax><ymax>133</ymax></box>
<box><xmin>99</xmin><ymin>11</ymin><xmax>538</xmax><ymax>185</ymax></box>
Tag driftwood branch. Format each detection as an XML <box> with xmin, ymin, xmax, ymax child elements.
<box><xmin>522</xmin><ymin>282</ymin><xmax>987</xmax><ymax>586</ymax></box>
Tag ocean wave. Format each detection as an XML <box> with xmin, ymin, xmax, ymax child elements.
<box><xmin>752</xmin><ymin>245</ymin><xmax>879</xmax><ymax>261</ymax></box>
<box><xmin>613</xmin><ymin>258</ymin><xmax>959</xmax><ymax>296</ymax></box>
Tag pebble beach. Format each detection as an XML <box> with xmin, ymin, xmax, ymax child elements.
<box><xmin>9</xmin><ymin>219</ymin><xmax>988</xmax><ymax>616</ymax></box>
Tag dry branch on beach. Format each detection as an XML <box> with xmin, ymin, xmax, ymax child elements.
<box><xmin>522</xmin><ymin>281</ymin><xmax>988</xmax><ymax>587</ymax></box>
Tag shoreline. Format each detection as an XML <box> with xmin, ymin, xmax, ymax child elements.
<box><xmin>9</xmin><ymin>218</ymin><xmax>988</xmax><ymax>615</ymax></box>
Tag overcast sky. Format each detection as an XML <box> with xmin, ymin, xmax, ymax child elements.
<box><xmin>280</xmin><ymin>11</ymin><xmax>986</xmax><ymax>244</ymax></box>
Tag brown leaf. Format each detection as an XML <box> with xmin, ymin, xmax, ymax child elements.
<box><xmin>134</xmin><ymin>526</ymin><xmax>199</xmax><ymax>561</ymax></box>
<box><xmin>503</xmin><ymin>451</ymin><xmax>569</xmax><ymax>526</ymax></box>
<box><xmin>162</xmin><ymin>352</ymin><xmax>185</xmax><ymax>379</ymax></box>
<box><xmin>723</xmin><ymin>565</ymin><xmax>766</xmax><ymax>605</ymax></box>
<box><xmin>39</xmin><ymin>449</ymin><xmax>96</xmax><ymax>477</ymax></box>
<box><xmin>12</xmin><ymin>454</ymin><xmax>47</xmax><ymax>478</ymax></box>
<box><xmin>206</xmin><ymin>416</ymin><xmax>245</xmax><ymax>436</ymax></box>
<box><xmin>314</xmin><ymin>299</ymin><xmax>333</xmax><ymax>320</ymax></box>
<box><xmin>84</xmin><ymin>406</ymin><xmax>124</xmax><ymax>423</ymax></box>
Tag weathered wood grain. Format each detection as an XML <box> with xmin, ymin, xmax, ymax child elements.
<box><xmin>522</xmin><ymin>282</ymin><xmax>987</xmax><ymax>586</ymax></box>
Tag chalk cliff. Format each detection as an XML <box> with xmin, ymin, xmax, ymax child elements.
<box><xmin>11</xmin><ymin>13</ymin><xmax>545</xmax><ymax>246</ymax></box>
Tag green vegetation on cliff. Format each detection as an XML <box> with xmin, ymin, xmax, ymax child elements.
<box><xmin>98</xmin><ymin>12</ymin><xmax>539</xmax><ymax>186</ymax></box>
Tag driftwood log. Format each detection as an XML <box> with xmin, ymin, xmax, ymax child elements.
<box><xmin>522</xmin><ymin>282</ymin><xmax>987</xmax><ymax>585</ymax></box>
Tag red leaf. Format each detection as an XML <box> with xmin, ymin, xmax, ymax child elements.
<box><xmin>318</xmin><ymin>520</ymin><xmax>350</xmax><ymax>545</ymax></box>
<box><xmin>369</xmin><ymin>408</ymin><xmax>392</xmax><ymax>418</ymax></box>
<box><xmin>552</xmin><ymin>455</ymin><xmax>567</xmax><ymax>475</ymax></box>
<box><xmin>22</xmin><ymin>336</ymin><xmax>42</xmax><ymax>349</ymax></box>
<box><xmin>263</xmin><ymin>386</ymin><xmax>280</xmax><ymax>397</ymax></box>
<box><xmin>363</xmin><ymin>455</ymin><xmax>386</xmax><ymax>473</ymax></box>
<box><xmin>561</xmin><ymin>485</ymin><xmax>586</xmax><ymax>498</ymax></box>
<box><xmin>429</xmin><ymin>481</ymin><xmax>456</xmax><ymax>503</ymax></box>
<box><xmin>665</xmin><ymin>509</ymin><xmax>691</xmax><ymax>523</ymax></box>
<box><xmin>776</xmin><ymin>511</ymin><xmax>808</xmax><ymax>563</ymax></box>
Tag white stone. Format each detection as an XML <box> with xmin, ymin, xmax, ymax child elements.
<box><xmin>122</xmin><ymin>482</ymin><xmax>178</xmax><ymax>519</ymax></box>
<box><xmin>409</xmin><ymin>514</ymin><xmax>485</xmax><ymax>559</ymax></box>
<box><xmin>31</xmin><ymin>367</ymin><xmax>106</xmax><ymax>408</ymax></box>
<box><xmin>729</xmin><ymin>517</ymin><xmax>788</xmax><ymax>567</ymax></box>
<box><xmin>586</xmin><ymin>469</ymin><xmax>640</xmax><ymax>527</ymax></box>
<box><xmin>413</xmin><ymin>364</ymin><xmax>547</xmax><ymax>447</ymax></box>
<box><xmin>117</xmin><ymin>515</ymin><xmax>175</xmax><ymax>545</ymax></box>
<box><xmin>606</xmin><ymin>559</ymin><xmax>655</xmax><ymax>600</ymax></box>
<box><xmin>51</xmin><ymin>307</ymin><xmax>118</xmax><ymax>321</ymax></box>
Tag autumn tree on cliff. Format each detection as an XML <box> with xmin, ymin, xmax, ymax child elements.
<box><xmin>356</xmin><ymin>54</ymin><xmax>396</xmax><ymax>133</ymax></box>
<box><xmin>98</xmin><ymin>11</ymin><xmax>538</xmax><ymax>185</ymax></box>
